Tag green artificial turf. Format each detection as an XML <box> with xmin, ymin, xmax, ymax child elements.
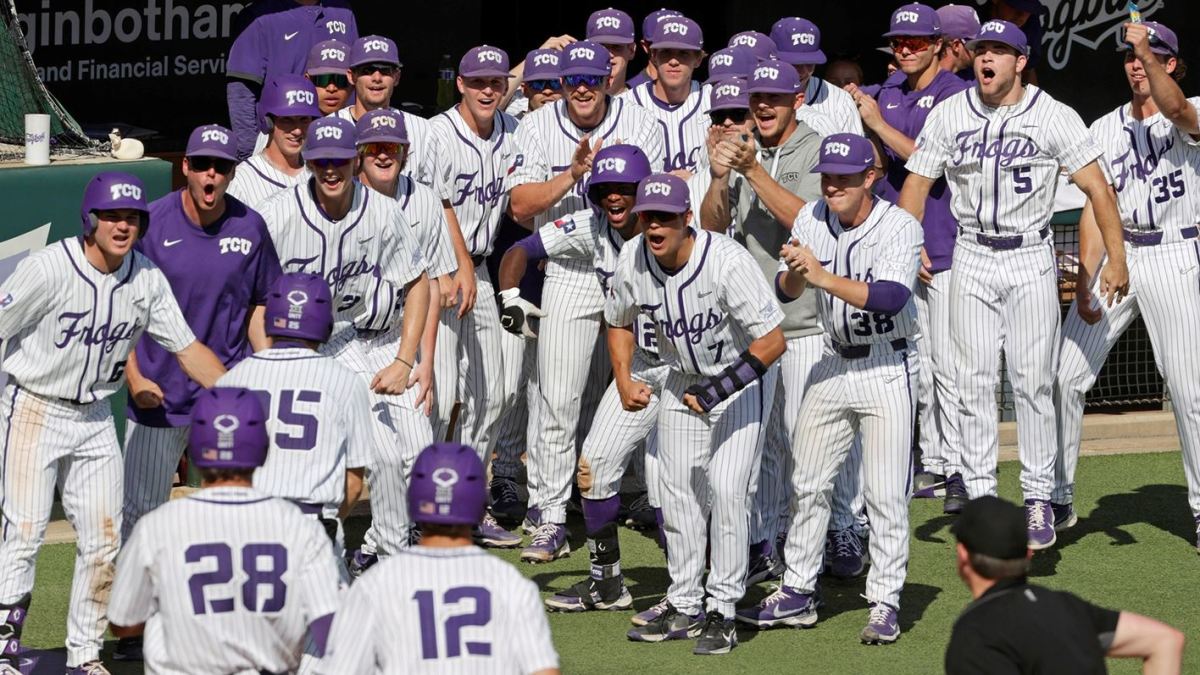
<box><xmin>21</xmin><ymin>452</ymin><xmax>1199</xmax><ymax>674</ymax></box>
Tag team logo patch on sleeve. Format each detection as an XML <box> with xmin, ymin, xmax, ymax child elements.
<box><xmin>508</xmin><ymin>154</ymin><xmax>524</xmax><ymax>175</ymax></box>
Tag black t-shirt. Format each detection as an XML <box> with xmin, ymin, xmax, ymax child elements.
<box><xmin>945</xmin><ymin>578</ymin><xmax>1120</xmax><ymax>675</ymax></box>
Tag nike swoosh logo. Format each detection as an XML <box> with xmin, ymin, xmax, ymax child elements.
<box><xmin>163</xmin><ymin>239</ymin><xmax>183</xmax><ymax>247</ymax></box>
<box><xmin>886</xmin><ymin>103</ymin><xmax>900</xmax><ymax>109</ymax></box>
<box><xmin>284</xmin><ymin>31</ymin><xmax>299</xmax><ymax>40</ymax></box>
<box><xmin>773</xmin><ymin>603</ymin><xmax>803</xmax><ymax>618</ymax></box>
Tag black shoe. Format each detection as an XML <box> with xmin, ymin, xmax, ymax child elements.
<box><xmin>114</xmin><ymin>636</ymin><xmax>143</xmax><ymax>661</ymax></box>
<box><xmin>544</xmin><ymin>577</ymin><xmax>633</xmax><ymax>612</ymax></box>
<box><xmin>692</xmin><ymin>610</ymin><xmax>738</xmax><ymax>655</ymax></box>
<box><xmin>943</xmin><ymin>473</ymin><xmax>968</xmax><ymax>514</ymax></box>
<box><xmin>623</xmin><ymin>493</ymin><xmax>656</xmax><ymax>530</ymax></box>
<box><xmin>489</xmin><ymin>476</ymin><xmax>525</xmax><ymax>524</ymax></box>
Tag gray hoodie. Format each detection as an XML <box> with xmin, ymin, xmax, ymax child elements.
<box><xmin>728</xmin><ymin>120</ymin><xmax>823</xmax><ymax>339</ymax></box>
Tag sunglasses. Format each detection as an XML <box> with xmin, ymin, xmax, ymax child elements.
<box><xmin>527</xmin><ymin>79</ymin><xmax>563</xmax><ymax>91</ymax></box>
<box><xmin>709</xmin><ymin>109</ymin><xmax>749</xmax><ymax>125</ymax></box>
<box><xmin>311</xmin><ymin>157</ymin><xmax>353</xmax><ymax>169</ymax></box>
<box><xmin>188</xmin><ymin>156</ymin><xmax>235</xmax><ymax>175</ymax></box>
<box><xmin>889</xmin><ymin>36</ymin><xmax>934</xmax><ymax>53</ymax></box>
<box><xmin>563</xmin><ymin>73</ymin><xmax>606</xmax><ymax>88</ymax></box>
<box><xmin>353</xmin><ymin>63</ymin><xmax>398</xmax><ymax>77</ymax></box>
<box><xmin>590</xmin><ymin>182</ymin><xmax>639</xmax><ymax>196</ymax></box>
<box><xmin>359</xmin><ymin>142</ymin><xmax>404</xmax><ymax>156</ymax></box>
<box><xmin>310</xmin><ymin>73</ymin><xmax>350</xmax><ymax>88</ymax></box>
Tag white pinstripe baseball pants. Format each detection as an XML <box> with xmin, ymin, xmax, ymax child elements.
<box><xmin>782</xmin><ymin>344</ymin><xmax>916</xmax><ymax>609</ymax></box>
<box><xmin>914</xmin><ymin>268</ymin><xmax>962</xmax><ymax>475</ymax></box>
<box><xmin>1056</xmin><ymin>238</ymin><xmax>1200</xmax><ymax>514</ymax></box>
<box><xmin>492</xmin><ymin>330</ymin><xmax>538</xmax><ymax>481</ymax></box>
<box><xmin>120</xmin><ymin>422</ymin><xmax>189</xmax><ymax>541</ymax></box>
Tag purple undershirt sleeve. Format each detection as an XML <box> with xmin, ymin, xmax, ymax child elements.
<box><xmin>514</xmin><ymin>231</ymin><xmax>548</xmax><ymax>261</ymax></box>
<box><xmin>863</xmin><ymin>280</ymin><xmax>911</xmax><ymax>314</ymax></box>
<box><xmin>226</xmin><ymin>80</ymin><xmax>260</xmax><ymax>161</ymax></box>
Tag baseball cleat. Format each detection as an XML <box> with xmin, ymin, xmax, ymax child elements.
<box><xmin>347</xmin><ymin>548</ymin><xmax>379</xmax><ymax>579</ymax></box>
<box><xmin>1051</xmin><ymin>502</ymin><xmax>1077</xmax><ymax>531</ymax></box>
<box><xmin>113</xmin><ymin>635</ymin><xmax>144</xmax><ymax>661</ymax></box>
<box><xmin>626</xmin><ymin>603</ymin><xmax>702</xmax><ymax>642</ymax></box>
<box><xmin>475</xmin><ymin>513</ymin><xmax>522</xmax><ymax>549</ymax></box>
<box><xmin>520</xmin><ymin>506</ymin><xmax>542</xmax><ymax>535</ymax></box>
<box><xmin>860</xmin><ymin>602</ymin><xmax>900</xmax><ymax>645</ymax></box>
<box><xmin>521</xmin><ymin>523</ymin><xmax>570</xmax><ymax>563</ymax></box>
<box><xmin>826</xmin><ymin>528</ymin><xmax>867</xmax><ymax>579</ymax></box>
<box><xmin>631</xmin><ymin>596</ymin><xmax>670</xmax><ymax>626</ymax></box>
<box><xmin>545</xmin><ymin>578</ymin><xmax>633</xmax><ymax>612</ymax></box>
<box><xmin>1025</xmin><ymin>499</ymin><xmax>1056</xmax><ymax>550</ymax></box>
<box><xmin>489</xmin><ymin>476</ymin><xmax>525</xmax><ymax>525</ymax></box>
<box><xmin>0</xmin><ymin>664</ymin><xmax>18</xmax><ymax>675</ymax></box>
<box><xmin>692</xmin><ymin>610</ymin><xmax>738</xmax><ymax>655</ymax></box>
<box><xmin>912</xmin><ymin>471</ymin><xmax>947</xmax><ymax>499</ymax></box>
<box><xmin>735</xmin><ymin>585</ymin><xmax>818</xmax><ymax>629</ymax></box>
<box><xmin>622</xmin><ymin>493</ymin><xmax>656</xmax><ymax>530</ymax></box>
<box><xmin>66</xmin><ymin>661</ymin><xmax>112</xmax><ymax>675</ymax></box>
<box><xmin>943</xmin><ymin>472</ymin><xmax>968</xmax><ymax>514</ymax></box>
<box><xmin>745</xmin><ymin>550</ymin><xmax>785</xmax><ymax>586</ymax></box>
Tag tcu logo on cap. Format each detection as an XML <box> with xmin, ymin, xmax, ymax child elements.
<box><xmin>478</xmin><ymin>49</ymin><xmax>503</xmax><ymax>63</ymax></box>
<box><xmin>712</xmin><ymin>53</ymin><xmax>734</xmax><ymax>67</ymax></box>
<box><xmin>595</xmin><ymin>157</ymin><xmax>627</xmax><ymax>174</ymax></box>
<box><xmin>754</xmin><ymin>66</ymin><xmax>779</xmax><ymax>80</ymax></box>
<box><xmin>363</xmin><ymin>39</ymin><xmax>390</xmax><ymax>53</ymax></box>
<box><xmin>895</xmin><ymin>10</ymin><xmax>920</xmax><ymax>23</ymax></box>
<box><xmin>732</xmin><ymin>34</ymin><xmax>757</xmax><ymax>47</ymax></box>
<box><xmin>570</xmin><ymin>45</ymin><xmax>596</xmax><ymax>61</ymax></box>
<box><xmin>792</xmin><ymin>32</ymin><xmax>816</xmax><ymax>46</ymax></box>
<box><xmin>533</xmin><ymin>52</ymin><xmax>558</xmax><ymax>67</ymax></box>
<box><xmin>109</xmin><ymin>183</ymin><xmax>142</xmax><ymax>201</ymax></box>
<box><xmin>321</xmin><ymin>47</ymin><xmax>346</xmax><ymax>62</ymax></box>
<box><xmin>644</xmin><ymin>180</ymin><xmax>672</xmax><ymax>196</ymax></box>
<box><xmin>596</xmin><ymin>16</ymin><xmax>622</xmax><ymax>29</ymax></box>
<box><xmin>285</xmin><ymin>89</ymin><xmax>315</xmax><ymax>106</ymax></box>
<box><xmin>714</xmin><ymin>83</ymin><xmax>741</xmax><ymax>98</ymax></box>
<box><xmin>824</xmin><ymin>141</ymin><xmax>851</xmax><ymax>157</ymax></box>
<box><xmin>371</xmin><ymin>115</ymin><xmax>397</xmax><ymax>129</ymax></box>
<box><xmin>201</xmin><ymin>128</ymin><xmax>229</xmax><ymax>145</ymax></box>
<box><xmin>663</xmin><ymin>21</ymin><xmax>688</xmax><ymax>35</ymax></box>
<box><xmin>325</xmin><ymin>20</ymin><xmax>347</xmax><ymax>34</ymax></box>
<box><xmin>315</xmin><ymin>124</ymin><xmax>343</xmax><ymax>140</ymax></box>
<box><xmin>981</xmin><ymin>20</ymin><xmax>1005</xmax><ymax>34</ymax></box>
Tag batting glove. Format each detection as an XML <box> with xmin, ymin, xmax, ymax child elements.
<box><xmin>498</xmin><ymin>287</ymin><xmax>545</xmax><ymax>339</ymax></box>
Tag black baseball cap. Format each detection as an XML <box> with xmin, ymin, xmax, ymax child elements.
<box><xmin>952</xmin><ymin>496</ymin><xmax>1028</xmax><ymax>560</ymax></box>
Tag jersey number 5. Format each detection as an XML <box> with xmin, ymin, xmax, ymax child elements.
<box><xmin>414</xmin><ymin>586</ymin><xmax>492</xmax><ymax>660</ymax></box>
<box><xmin>186</xmin><ymin>542</ymin><xmax>288</xmax><ymax>615</ymax></box>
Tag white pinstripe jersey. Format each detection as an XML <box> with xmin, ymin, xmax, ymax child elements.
<box><xmin>780</xmin><ymin>198</ymin><xmax>923</xmax><ymax>346</ymax></box>
<box><xmin>0</xmin><ymin>240</ymin><xmax>195</xmax><ymax>403</ymax></box>
<box><xmin>1090</xmin><ymin>97</ymin><xmax>1200</xmax><ymax>232</ymax></box>
<box><xmin>428</xmin><ymin>108</ymin><xmax>520</xmax><ymax>258</ymax></box>
<box><xmin>258</xmin><ymin>182</ymin><xmax>426</xmax><ymax>354</ymax></box>
<box><xmin>795</xmin><ymin>104</ymin><xmax>842</xmax><ymax>138</ymax></box>
<box><xmin>317</xmin><ymin>546</ymin><xmax>558</xmax><ymax>675</ymax></box>
<box><xmin>333</xmin><ymin>105</ymin><xmax>438</xmax><ymax>186</ymax></box>
<box><xmin>218</xmin><ymin>347</ymin><xmax>372</xmax><ymax>514</ymax></box>
<box><xmin>226</xmin><ymin>153</ymin><xmax>311</xmax><ymax>212</ymax></box>
<box><xmin>804</xmin><ymin>76</ymin><xmax>864</xmax><ymax>135</ymax></box>
<box><xmin>509</xmin><ymin>98</ymin><xmax>666</xmax><ymax>292</ymax></box>
<box><xmin>619</xmin><ymin>80</ymin><xmax>712</xmax><ymax>173</ymax></box>
<box><xmin>109</xmin><ymin>486</ymin><xmax>341</xmax><ymax>675</ymax></box>
<box><xmin>606</xmin><ymin>229</ymin><xmax>783</xmax><ymax>377</ymax></box>
<box><xmin>907</xmin><ymin>85</ymin><xmax>1103</xmax><ymax>235</ymax></box>
<box><xmin>391</xmin><ymin>175</ymin><xmax>458</xmax><ymax>278</ymax></box>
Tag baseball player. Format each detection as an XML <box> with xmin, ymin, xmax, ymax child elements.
<box><xmin>257</xmin><ymin>117</ymin><xmax>432</xmax><ymax>557</ymax></box>
<box><xmin>898</xmin><ymin>20</ymin><xmax>1129</xmax><ymax>550</ymax></box>
<box><xmin>936</xmin><ymin>5</ymin><xmax>982</xmax><ymax>80</ymax></box>
<box><xmin>0</xmin><ymin>172</ymin><xmax>226</xmax><ymax>673</ymax></box>
<box><xmin>509</xmin><ymin>49</ymin><xmax>565</xmax><ymax>120</ymax></box>
<box><xmin>335</xmin><ymin>35</ymin><xmax>436</xmax><ymax>186</ymax></box>
<box><xmin>316</xmin><ymin>442</ymin><xmax>561</xmax><ymax>675</ymax></box>
<box><xmin>626</xmin><ymin>9</ymin><xmax>685</xmax><ymax>90</ymax></box>
<box><xmin>226</xmin><ymin>1</ymin><xmax>357</xmax><ymax>159</ymax></box>
<box><xmin>845</xmin><ymin>3</ymin><xmax>972</xmax><ymax>511</ymax></box>
<box><xmin>1054</xmin><ymin>21</ymin><xmax>1200</xmax><ymax>540</ymax></box>
<box><xmin>108</xmin><ymin>388</ymin><xmax>342</xmax><ymax>675</ymax></box>
<box><xmin>587</xmin><ymin>8</ymin><xmax>637</xmax><ymax>97</ymax></box>
<box><xmin>249</xmin><ymin>40</ymin><xmax>353</xmax><ymax>156</ymax></box>
<box><xmin>494</xmin><ymin>144</ymin><xmax>657</xmax><ymax>609</ymax></box>
<box><xmin>226</xmin><ymin>75</ymin><xmax>320</xmax><ymax>210</ymax></box>
<box><xmin>770</xmin><ymin>17</ymin><xmax>864</xmax><ymax>136</ymax></box>
<box><xmin>508</xmin><ymin>40</ymin><xmax>665</xmax><ymax>562</ymax></box>
<box><xmin>737</xmin><ymin>133</ymin><xmax>922</xmax><ymax>646</ymax></box>
<box><xmin>622</xmin><ymin>15</ymin><xmax>711</xmax><ymax>177</ymax></box>
<box><xmin>706</xmin><ymin>46</ymin><xmax>756</xmax><ymax>86</ymax></box>
<box><xmin>120</xmin><ymin>123</ymin><xmax>281</xmax><ymax>581</ymax></box>
<box><xmin>611</xmin><ymin>173</ymin><xmax>785</xmax><ymax>655</ymax></box>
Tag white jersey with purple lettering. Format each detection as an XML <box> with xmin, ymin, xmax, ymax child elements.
<box><xmin>391</xmin><ymin>175</ymin><xmax>457</xmax><ymax>278</ymax></box>
<box><xmin>218</xmin><ymin>347</ymin><xmax>373</xmax><ymax>516</ymax></box>
<box><xmin>804</xmin><ymin>76</ymin><xmax>864</xmax><ymax>136</ymax></box>
<box><xmin>108</xmin><ymin>486</ymin><xmax>341</xmax><ymax>675</ymax></box>
<box><xmin>428</xmin><ymin>108</ymin><xmax>521</xmax><ymax>258</ymax></box>
<box><xmin>619</xmin><ymin>80</ymin><xmax>712</xmax><ymax>174</ymax></box>
<box><xmin>334</xmin><ymin>105</ymin><xmax>437</xmax><ymax>186</ymax></box>
<box><xmin>226</xmin><ymin>153</ymin><xmax>311</xmax><ymax>212</ymax></box>
<box><xmin>317</xmin><ymin>546</ymin><xmax>559</xmax><ymax>675</ymax></box>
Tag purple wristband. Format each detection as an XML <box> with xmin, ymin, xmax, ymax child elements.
<box><xmin>863</xmin><ymin>280</ymin><xmax>910</xmax><ymax>314</ymax></box>
<box><xmin>514</xmin><ymin>231</ymin><xmax>548</xmax><ymax>261</ymax></box>
<box><xmin>775</xmin><ymin>271</ymin><xmax>798</xmax><ymax>303</ymax></box>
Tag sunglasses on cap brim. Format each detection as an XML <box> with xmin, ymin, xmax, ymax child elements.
<box><xmin>187</xmin><ymin>156</ymin><xmax>236</xmax><ymax>175</ymax></box>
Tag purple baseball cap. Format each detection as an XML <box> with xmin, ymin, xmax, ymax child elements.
<box><xmin>649</xmin><ymin>16</ymin><xmax>703</xmax><ymax>51</ymax></box>
<box><xmin>631</xmin><ymin>174</ymin><xmax>690</xmax><ymax>215</ymax></box>
<box><xmin>728</xmin><ymin>31</ymin><xmax>779</xmax><ymax>61</ymax></box>
<box><xmin>459</xmin><ymin>45</ymin><xmax>510</xmax><ymax>78</ymax></box>
<box><xmin>302</xmin><ymin>117</ymin><xmax>357</xmax><ymax>161</ymax></box>
<box><xmin>522</xmin><ymin>48</ymin><xmax>562</xmax><ymax>81</ymax></box>
<box><xmin>1118</xmin><ymin>21</ymin><xmax>1179</xmax><ymax>56</ymax></box>
<box><xmin>307</xmin><ymin>39</ymin><xmax>350</xmax><ymax>75</ymax></box>
<box><xmin>186</xmin><ymin>124</ymin><xmax>237</xmax><ymax>161</ymax></box>
<box><xmin>588</xmin><ymin>8</ymin><xmax>635</xmax><ymax>45</ymax></box>
<box><xmin>642</xmin><ymin>8</ymin><xmax>683</xmax><ymax>40</ymax></box>
<box><xmin>589</xmin><ymin>145</ymin><xmax>652</xmax><ymax>190</ymax></box>
<box><xmin>709</xmin><ymin>78</ymin><xmax>750</xmax><ymax>111</ymax></box>
<box><xmin>350</xmin><ymin>35</ymin><xmax>401</xmax><ymax>68</ymax></box>
<box><xmin>188</xmin><ymin>388</ymin><xmax>269</xmax><ymax>471</ymax></box>
<box><xmin>561</xmin><ymin>40</ymin><xmax>611</xmax><ymax>77</ymax></box>
<box><xmin>356</xmin><ymin>109</ymin><xmax>408</xmax><ymax>145</ymax></box>
<box><xmin>884</xmin><ymin>3</ymin><xmax>941</xmax><ymax>38</ymax></box>
<box><xmin>705</xmin><ymin>46</ymin><xmax>756</xmax><ymax>84</ymax></box>
<box><xmin>771</xmin><ymin>18</ymin><xmax>825</xmax><ymax>65</ymax></box>
<box><xmin>811</xmin><ymin>133</ymin><xmax>875</xmax><ymax>175</ymax></box>
<box><xmin>748</xmin><ymin>59</ymin><xmax>801</xmax><ymax>94</ymax></box>
<box><xmin>968</xmin><ymin>20</ymin><xmax>1028</xmax><ymax>54</ymax></box>
<box><xmin>936</xmin><ymin>5</ymin><xmax>981</xmax><ymax>40</ymax></box>
<box><xmin>408</xmin><ymin>442</ymin><xmax>487</xmax><ymax>526</ymax></box>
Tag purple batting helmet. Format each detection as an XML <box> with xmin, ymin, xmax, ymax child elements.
<box><xmin>408</xmin><ymin>442</ymin><xmax>487</xmax><ymax>526</ymax></box>
<box><xmin>258</xmin><ymin>75</ymin><xmax>320</xmax><ymax>134</ymax></box>
<box><xmin>80</xmin><ymin>171</ymin><xmax>150</xmax><ymax>238</ymax></box>
<box><xmin>587</xmin><ymin>144</ymin><xmax>652</xmax><ymax>203</ymax></box>
<box><xmin>265</xmin><ymin>272</ymin><xmax>334</xmax><ymax>343</ymax></box>
<box><xmin>188</xmin><ymin>388</ymin><xmax>269</xmax><ymax>471</ymax></box>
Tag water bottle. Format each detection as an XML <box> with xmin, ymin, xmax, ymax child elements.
<box><xmin>436</xmin><ymin>54</ymin><xmax>456</xmax><ymax>111</ymax></box>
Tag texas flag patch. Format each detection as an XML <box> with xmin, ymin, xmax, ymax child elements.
<box><xmin>507</xmin><ymin>154</ymin><xmax>524</xmax><ymax>175</ymax></box>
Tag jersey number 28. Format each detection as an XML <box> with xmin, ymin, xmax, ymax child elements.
<box><xmin>186</xmin><ymin>542</ymin><xmax>288</xmax><ymax>615</ymax></box>
<box><xmin>414</xmin><ymin>586</ymin><xmax>492</xmax><ymax>660</ymax></box>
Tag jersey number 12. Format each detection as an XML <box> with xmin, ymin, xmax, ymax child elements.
<box><xmin>414</xmin><ymin>586</ymin><xmax>492</xmax><ymax>660</ymax></box>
